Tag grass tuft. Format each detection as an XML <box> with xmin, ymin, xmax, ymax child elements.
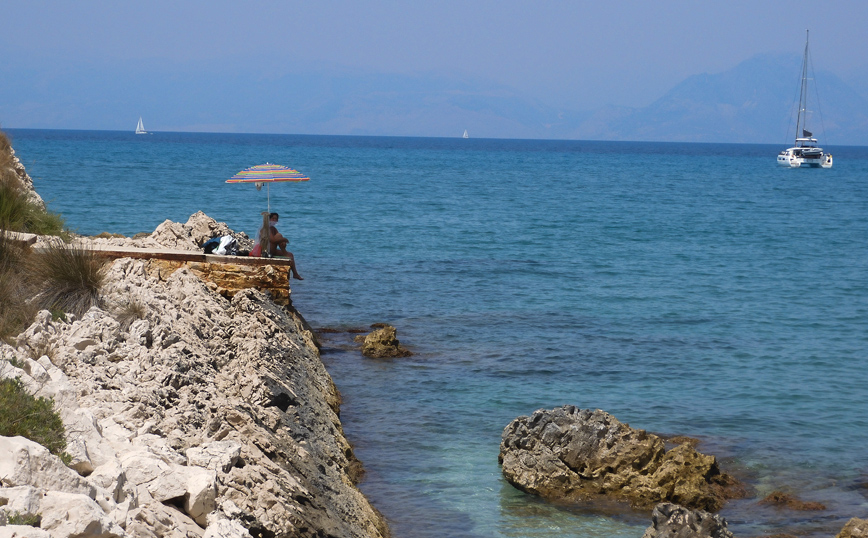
<box><xmin>27</xmin><ymin>239</ymin><xmax>108</xmax><ymax>319</ymax></box>
<box><xmin>113</xmin><ymin>296</ymin><xmax>147</xmax><ymax>332</ymax></box>
<box><xmin>0</xmin><ymin>236</ymin><xmax>36</xmax><ymax>343</ymax></box>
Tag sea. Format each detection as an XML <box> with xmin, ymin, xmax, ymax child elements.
<box><xmin>7</xmin><ymin>128</ymin><xmax>868</xmax><ymax>538</ymax></box>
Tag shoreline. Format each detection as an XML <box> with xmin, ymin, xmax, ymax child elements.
<box><xmin>3</xmin><ymin>131</ymin><xmax>864</xmax><ymax>536</ymax></box>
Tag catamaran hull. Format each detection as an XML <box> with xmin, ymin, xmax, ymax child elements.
<box><xmin>777</xmin><ymin>152</ymin><xmax>833</xmax><ymax>168</ymax></box>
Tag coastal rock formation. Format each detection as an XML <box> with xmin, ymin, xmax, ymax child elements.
<box><xmin>641</xmin><ymin>503</ymin><xmax>734</xmax><ymax>538</ymax></box>
<box><xmin>49</xmin><ymin>211</ymin><xmax>254</xmax><ymax>253</ymax></box>
<box><xmin>359</xmin><ymin>325</ymin><xmax>412</xmax><ymax>359</ymax></box>
<box><xmin>837</xmin><ymin>518</ymin><xmax>868</xmax><ymax>538</ymax></box>
<box><xmin>149</xmin><ymin>211</ymin><xmax>254</xmax><ymax>252</ymax></box>
<box><xmin>499</xmin><ymin>406</ymin><xmax>744</xmax><ymax>512</ymax></box>
<box><xmin>0</xmin><ymin>135</ymin><xmax>46</xmax><ymax>211</ymax></box>
<box><xmin>1</xmin><ymin>253</ymin><xmax>388</xmax><ymax>536</ymax></box>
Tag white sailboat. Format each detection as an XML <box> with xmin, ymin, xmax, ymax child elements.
<box><xmin>135</xmin><ymin>117</ymin><xmax>147</xmax><ymax>135</ymax></box>
<box><xmin>777</xmin><ymin>30</ymin><xmax>832</xmax><ymax>168</ymax></box>
<box><xmin>463</xmin><ymin>129</ymin><xmax>469</xmax><ymax>139</ymax></box>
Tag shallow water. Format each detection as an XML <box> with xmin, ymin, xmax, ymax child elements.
<box><xmin>10</xmin><ymin>129</ymin><xmax>868</xmax><ymax>537</ymax></box>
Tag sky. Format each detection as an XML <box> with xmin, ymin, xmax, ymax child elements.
<box><xmin>2</xmin><ymin>1</ymin><xmax>867</xmax><ymax>134</ymax></box>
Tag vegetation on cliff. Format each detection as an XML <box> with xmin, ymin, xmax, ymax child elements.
<box><xmin>1</xmin><ymin>128</ymin><xmax>108</xmax><ymax>340</ymax></box>
<box><xmin>0</xmin><ymin>374</ymin><xmax>69</xmax><ymax>461</ymax></box>
<box><xmin>0</xmin><ymin>130</ymin><xmax>65</xmax><ymax>237</ymax></box>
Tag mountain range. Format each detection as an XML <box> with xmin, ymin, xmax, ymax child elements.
<box><xmin>2</xmin><ymin>54</ymin><xmax>866</xmax><ymax>145</ymax></box>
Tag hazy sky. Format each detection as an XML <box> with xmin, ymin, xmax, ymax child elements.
<box><xmin>3</xmin><ymin>1</ymin><xmax>867</xmax><ymax>130</ymax></box>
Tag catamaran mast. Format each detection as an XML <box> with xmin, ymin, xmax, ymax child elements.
<box><xmin>796</xmin><ymin>30</ymin><xmax>810</xmax><ymax>139</ymax></box>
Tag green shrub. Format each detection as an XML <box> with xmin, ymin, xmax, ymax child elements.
<box><xmin>0</xmin><ymin>376</ymin><xmax>67</xmax><ymax>457</ymax></box>
<box><xmin>27</xmin><ymin>239</ymin><xmax>108</xmax><ymax>318</ymax></box>
<box><xmin>0</xmin><ymin>180</ymin><xmax>65</xmax><ymax>237</ymax></box>
<box><xmin>6</xmin><ymin>511</ymin><xmax>42</xmax><ymax>527</ymax></box>
<box><xmin>0</xmin><ymin>129</ymin><xmax>65</xmax><ymax>237</ymax></box>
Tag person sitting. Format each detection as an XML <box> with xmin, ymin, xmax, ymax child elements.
<box><xmin>259</xmin><ymin>211</ymin><xmax>303</xmax><ymax>280</ymax></box>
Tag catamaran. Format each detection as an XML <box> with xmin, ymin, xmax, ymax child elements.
<box><xmin>777</xmin><ymin>30</ymin><xmax>832</xmax><ymax>168</ymax></box>
<box><xmin>135</xmin><ymin>117</ymin><xmax>147</xmax><ymax>135</ymax></box>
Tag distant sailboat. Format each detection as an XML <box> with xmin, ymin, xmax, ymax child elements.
<box><xmin>777</xmin><ymin>30</ymin><xmax>832</xmax><ymax>168</ymax></box>
<box><xmin>463</xmin><ymin>129</ymin><xmax>469</xmax><ymax>139</ymax></box>
<box><xmin>135</xmin><ymin>117</ymin><xmax>147</xmax><ymax>135</ymax></box>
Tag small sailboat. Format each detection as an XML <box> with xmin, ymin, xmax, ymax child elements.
<box><xmin>135</xmin><ymin>117</ymin><xmax>147</xmax><ymax>135</ymax></box>
<box><xmin>777</xmin><ymin>30</ymin><xmax>832</xmax><ymax>168</ymax></box>
<box><xmin>463</xmin><ymin>129</ymin><xmax>469</xmax><ymax>139</ymax></box>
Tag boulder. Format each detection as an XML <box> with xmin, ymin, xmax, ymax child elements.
<box><xmin>499</xmin><ymin>406</ymin><xmax>744</xmax><ymax>512</ymax></box>
<box><xmin>641</xmin><ymin>502</ymin><xmax>734</xmax><ymax>538</ymax></box>
<box><xmin>0</xmin><ymin>485</ymin><xmax>42</xmax><ymax>522</ymax></box>
<box><xmin>203</xmin><ymin>518</ymin><xmax>252</xmax><ymax>538</ymax></box>
<box><xmin>0</xmin><ymin>527</ymin><xmax>52</xmax><ymax>538</ymax></box>
<box><xmin>0</xmin><ymin>436</ymin><xmax>96</xmax><ymax>498</ymax></box>
<box><xmin>147</xmin><ymin>212</ymin><xmax>254</xmax><ymax>252</ymax></box>
<box><xmin>837</xmin><ymin>518</ymin><xmax>868</xmax><ymax>538</ymax></box>
<box><xmin>184</xmin><ymin>212</ymin><xmax>253</xmax><ymax>250</ymax></box>
<box><xmin>187</xmin><ymin>441</ymin><xmax>242</xmax><ymax>473</ymax></box>
<box><xmin>184</xmin><ymin>468</ymin><xmax>217</xmax><ymax>526</ymax></box>
<box><xmin>38</xmin><ymin>491</ymin><xmax>125</xmax><ymax>538</ymax></box>
<box><xmin>360</xmin><ymin>325</ymin><xmax>412</xmax><ymax>358</ymax></box>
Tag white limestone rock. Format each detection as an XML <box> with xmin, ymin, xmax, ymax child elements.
<box><xmin>0</xmin><ymin>526</ymin><xmax>52</xmax><ymax>538</ymax></box>
<box><xmin>0</xmin><ymin>436</ymin><xmax>95</xmax><ymax>498</ymax></box>
<box><xmin>184</xmin><ymin>468</ymin><xmax>218</xmax><ymax>526</ymax></box>
<box><xmin>119</xmin><ymin>453</ymin><xmax>186</xmax><ymax>503</ymax></box>
<box><xmin>39</xmin><ymin>491</ymin><xmax>125</xmax><ymax>538</ymax></box>
<box><xmin>0</xmin><ymin>209</ymin><xmax>390</xmax><ymax>537</ymax></box>
<box><xmin>0</xmin><ymin>485</ymin><xmax>42</xmax><ymax>522</ymax></box>
<box><xmin>186</xmin><ymin>441</ymin><xmax>242</xmax><ymax>473</ymax></box>
<box><xmin>203</xmin><ymin>518</ymin><xmax>251</xmax><ymax>538</ymax></box>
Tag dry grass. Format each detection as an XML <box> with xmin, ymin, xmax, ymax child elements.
<box><xmin>113</xmin><ymin>296</ymin><xmax>147</xmax><ymax>332</ymax></box>
<box><xmin>0</xmin><ymin>129</ymin><xmax>13</xmax><ymax>169</ymax></box>
<box><xmin>27</xmin><ymin>239</ymin><xmax>109</xmax><ymax>319</ymax></box>
<box><xmin>0</xmin><ymin>236</ymin><xmax>36</xmax><ymax>342</ymax></box>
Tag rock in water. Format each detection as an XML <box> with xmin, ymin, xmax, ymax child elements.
<box><xmin>361</xmin><ymin>325</ymin><xmax>412</xmax><ymax>358</ymax></box>
<box><xmin>641</xmin><ymin>503</ymin><xmax>734</xmax><ymax>538</ymax></box>
<box><xmin>499</xmin><ymin>406</ymin><xmax>744</xmax><ymax>512</ymax></box>
<box><xmin>837</xmin><ymin>518</ymin><xmax>868</xmax><ymax>538</ymax></box>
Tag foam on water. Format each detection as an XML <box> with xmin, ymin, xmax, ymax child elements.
<box><xmin>10</xmin><ymin>129</ymin><xmax>868</xmax><ymax>537</ymax></box>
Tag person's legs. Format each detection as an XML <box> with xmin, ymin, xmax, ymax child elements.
<box><xmin>286</xmin><ymin>252</ymin><xmax>303</xmax><ymax>280</ymax></box>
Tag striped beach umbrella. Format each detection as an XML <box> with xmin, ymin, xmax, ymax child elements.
<box><xmin>226</xmin><ymin>163</ymin><xmax>310</xmax><ymax>213</ymax></box>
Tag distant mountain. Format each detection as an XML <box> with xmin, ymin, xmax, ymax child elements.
<box><xmin>571</xmin><ymin>54</ymin><xmax>868</xmax><ymax>145</ymax></box>
<box><xmin>1</xmin><ymin>54</ymin><xmax>866</xmax><ymax>144</ymax></box>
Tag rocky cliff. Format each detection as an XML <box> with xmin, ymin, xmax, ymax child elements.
<box><xmin>0</xmin><ymin>150</ymin><xmax>389</xmax><ymax>537</ymax></box>
<box><xmin>1</xmin><ymin>254</ymin><xmax>389</xmax><ymax>538</ymax></box>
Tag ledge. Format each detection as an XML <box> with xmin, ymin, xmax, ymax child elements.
<box><xmin>0</xmin><ymin>229</ymin><xmax>39</xmax><ymax>246</ymax></box>
<box><xmin>76</xmin><ymin>244</ymin><xmax>294</xmax><ymax>267</ymax></box>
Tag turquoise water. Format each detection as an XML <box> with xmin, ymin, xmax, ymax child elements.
<box><xmin>9</xmin><ymin>129</ymin><xmax>868</xmax><ymax>537</ymax></box>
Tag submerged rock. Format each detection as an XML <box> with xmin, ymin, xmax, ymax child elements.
<box><xmin>759</xmin><ymin>490</ymin><xmax>826</xmax><ymax>511</ymax></box>
<box><xmin>499</xmin><ymin>406</ymin><xmax>745</xmax><ymax>512</ymax></box>
<box><xmin>641</xmin><ymin>503</ymin><xmax>734</xmax><ymax>538</ymax></box>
